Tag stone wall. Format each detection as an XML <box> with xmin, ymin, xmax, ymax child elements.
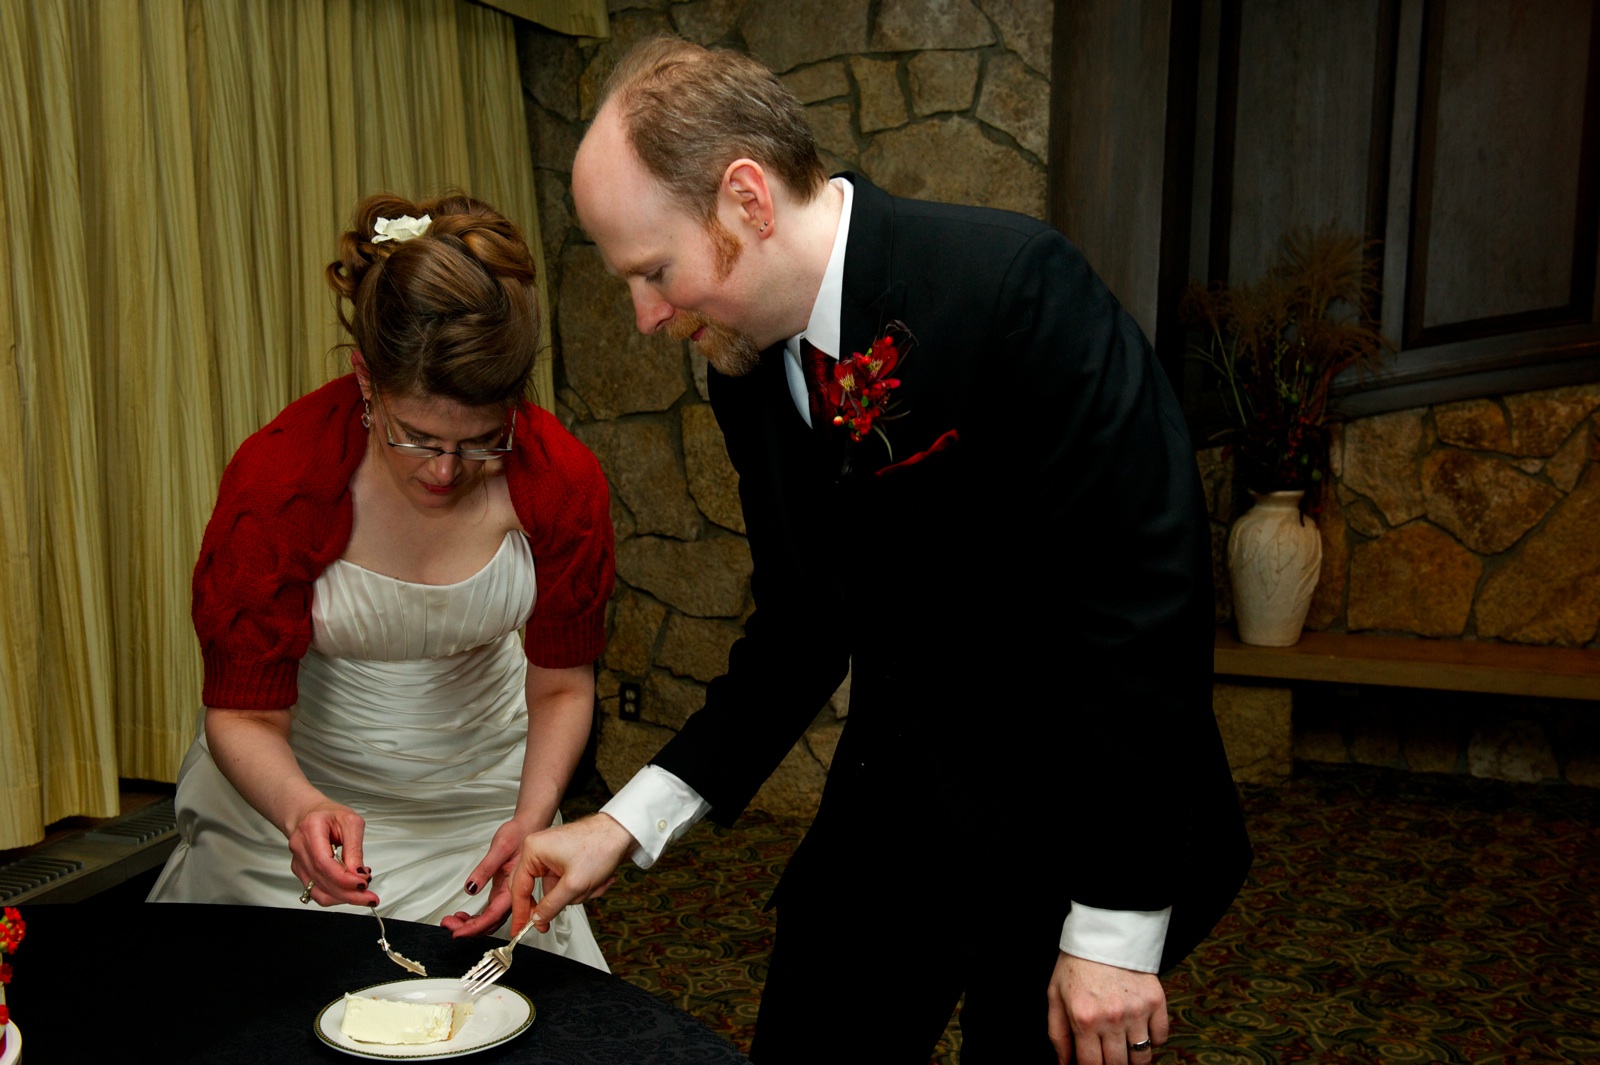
<box><xmin>1203</xmin><ymin>381</ymin><xmax>1600</xmax><ymax>786</ymax></box>
<box><xmin>517</xmin><ymin>0</ymin><xmax>1052</xmax><ymax>815</ymax></box>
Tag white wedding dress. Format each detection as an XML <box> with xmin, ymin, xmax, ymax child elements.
<box><xmin>148</xmin><ymin>531</ymin><xmax>607</xmax><ymax>971</ymax></box>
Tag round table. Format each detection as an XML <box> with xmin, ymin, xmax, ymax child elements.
<box><xmin>8</xmin><ymin>901</ymin><xmax>749</xmax><ymax>1063</ymax></box>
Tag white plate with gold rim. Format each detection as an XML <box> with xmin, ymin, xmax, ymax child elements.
<box><xmin>315</xmin><ymin>977</ymin><xmax>534</xmax><ymax>1060</ymax></box>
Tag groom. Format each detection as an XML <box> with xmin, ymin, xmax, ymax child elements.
<box><xmin>511</xmin><ymin>37</ymin><xmax>1251</xmax><ymax>1065</ymax></box>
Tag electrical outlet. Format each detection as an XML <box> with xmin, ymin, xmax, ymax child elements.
<box><xmin>618</xmin><ymin>682</ymin><xmax>642</xmax><ymax>721</ymax></box>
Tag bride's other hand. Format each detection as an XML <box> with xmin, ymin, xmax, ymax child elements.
<box><xmin>442</xmin><ymin>818</ymin><xmax>532</xmax><ymax>938</ymax></box>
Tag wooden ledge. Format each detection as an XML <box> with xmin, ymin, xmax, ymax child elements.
<box><xmin>1214</xmin><ymin>628</ymin><xmax>1600</xmax><ymax>701</ymax></box>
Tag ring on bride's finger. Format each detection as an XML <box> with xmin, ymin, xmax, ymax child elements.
<box><xmin>299</xmin><ymin>880</ymin><xmax>315</xmax><ymax>904</ymax></box>
<box><xmin>1129</xmin><ymin>1038</ymin><xmax>1154</xmax><ymax>1053</ymax></box>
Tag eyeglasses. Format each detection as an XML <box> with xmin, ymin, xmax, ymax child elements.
<box><xmin>375</xmin><ymin>393</ymin><xmax>517</xmax><ymax>462</ymax></box>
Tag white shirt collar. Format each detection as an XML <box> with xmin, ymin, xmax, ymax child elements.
<box><xmin>784</xmin><ymin>177</ymin><xmax>854</xmax><ymax>423</ymax></box>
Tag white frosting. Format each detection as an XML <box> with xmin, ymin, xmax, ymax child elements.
<box><xmin>341</xmin><ymin>995</ymin><xmax>469</xmax><ymax>1045</ymax></box>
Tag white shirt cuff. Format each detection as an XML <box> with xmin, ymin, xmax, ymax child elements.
<box><xmin>1060</xmin><ymin>903</ymin><xmax>1172</xmax><ymax>974</ymax></box>
<box><xmin>599</xmin><ymin>764</ymin><xmax>711</xmax><ymax>870</ymax></box>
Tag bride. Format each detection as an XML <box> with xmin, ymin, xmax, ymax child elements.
<box><xmin>148</xmin><ymin>192</ymin><xmax>612</xmax><ymax>970</ymax></box>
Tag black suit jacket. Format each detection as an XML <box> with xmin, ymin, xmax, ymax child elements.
<box><xmin>652</xmin><ymin>175</ymin><xmax>1251</xmax><ymax>972</ymax></box>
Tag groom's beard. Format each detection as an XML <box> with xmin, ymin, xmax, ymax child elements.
<box><xmin>667</xmin><ymin>310</ymin><xmax>761</xmax><ymax>377</ymax></box>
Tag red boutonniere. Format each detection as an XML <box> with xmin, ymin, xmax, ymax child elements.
<box><xmin>824</xmin><ymin>324</ymin><xmax>912</xmax><ymax>455</ymax></box>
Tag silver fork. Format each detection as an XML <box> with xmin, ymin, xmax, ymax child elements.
<box><xmin>372</xmin><ymin>905</ymin><xmax>428</xmax><ymax>976</ymax></box>
<box><xmin>460</xmin><ymin>920</ymin><xmax>536</xmax><ymax>995</ymax></box>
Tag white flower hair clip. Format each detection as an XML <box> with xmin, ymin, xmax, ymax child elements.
<box><xmin>372</xmin><ymin>214</ymin><xmax>432</xmax><ymax>243</ymax></box>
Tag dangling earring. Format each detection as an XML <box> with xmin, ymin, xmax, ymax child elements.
<box><xmin>361</xmin><ymin>398</ymin><xmax>372</xmax><ymax>430</ymax></box>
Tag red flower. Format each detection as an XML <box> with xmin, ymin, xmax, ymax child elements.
<box><xmin>0</xmin><ymin>907</ymin><xmax>22</xmax><ymax>954</ymax></box>
<box><xmin>0</xmin><ymin>962</ymin><xmax>10</xmax><ymax>984</ymax></box>
<box><xmin>0</xmin><ymin>1003</ymin><xmax>9</xmax><ymax>1026</ymax></box>
<box><xmin>826</xmin><ymin>327</ymin><xmax>910</xmax><ymax>450</ymax></box>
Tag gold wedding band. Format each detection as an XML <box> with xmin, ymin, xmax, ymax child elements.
<box><xmin>299</xmin><ymin>880</ymin><xmax>315</xmax><ymax>904</ymax></box>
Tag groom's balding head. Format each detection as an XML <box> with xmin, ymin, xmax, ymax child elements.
<box><xmin>590</xmin><ymin>37</ymin><xmax>828</xmax><ymax>224</ymax></box>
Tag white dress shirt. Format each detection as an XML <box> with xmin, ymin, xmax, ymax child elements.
<box><xmin>601</xmin><ymin>177</ymin><xmax>1172</xmax><ymax>973</ymax></box>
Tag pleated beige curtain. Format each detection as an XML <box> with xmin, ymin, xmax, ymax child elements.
<box><xmin>0</xmin><ymin>0</ymin><xmax>603</xmax><ymax>849</ymax></box>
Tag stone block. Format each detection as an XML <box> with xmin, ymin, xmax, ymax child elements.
<box><xmin>1347</xmin><ymin>708</ymin><xmax>1402</xmax><ymax>768</ymax></box>
<box><xmin>606</xmin><ymin>591</ymin><xmax>667</xmax><ymax>676</ymax></box>
<box><xmin>1347</xmin><ymin>522</ymin><xmax>1480</xmax><ymax>637</ymax></box>
<box><xmin>1475</xmin><ymin>465</ymin><xmax>1600</xmax><ymax>645</ymax></box>
<box><xmin>975</xmin><ymin>53</ymin><xmax>1049</xmax><ymax>159</ymax></box>
<box><xmin>1338</xmin><ymin>487</ymin><xmax>1387</xmax><ymax>538</ymax></box>
<box><xmin>1211</xmin><ymin>683</ymin><xmax>1292</xmax><ymax>785</ymax></box>
<box><xmin>528</xmin><ymin>102</ymin><xmax>582</xmax><ymax>173</ymax></box>
<box><xmin>978</xmin><ymin>0</ymin><xmax>1052</xmax><ymax>74</ymax></box>
<box><xmin>872</xmin><ymin>0</ymin><xmax>996</xmax><ymax>50</ymax></box>
<box><xmin>595</xmin><ymin>699</ymin><xmax>675</xmax><ymax>794</ymax></box>
<box><xmin>643</xmin><ymin>670</ymin><xmax>705</xmax><ymax>730</ymax></box>
<box><xmin>1543</xmin><ymin>415</ymin><xmax>1595</xmax><ymax>493</ymax></box>
<box><xmin>518</xmin><ymin>23</ymin><xmax>583</xmax><ymax>121</ymax></box>
<box><xmin>617</xmin><ymin>534</ymin><xmax>752</xmax><ymax>617</ymax></box>
<box><xmin>1420</xmin><ymin>449</ymin><xmax>1561</xmax><ymax>555</ymax></box>
<box><xmin>1434</xmin><ymin>398</ymin><xmax>1511</xmax><ymax>451</ymax></box>
<box><xmin>577</xmin><ymin>10</ymin><xmax>676</xmax><ymax>119</ymax></box>
<box><xmin>744</xmin><ymin>0</ymin><xmax>870</xmax><ymax>72</ymax></box>
<box><xmin>827</xmin><ymin>665</ymin><xmax>851</xmax><ymax>718</ymax></box>
<box><xmin>691</xmin><ymin>350</ymin><xmax>711</xmax><ymax>401</ymax></box>
<box><xmin>1400</xmin><ymin>704</ymin><xmax>1465</xmax><ymax>775</ymax></box>
<box><xmin>1341</xmin><ymin>407</ymin><xmax>1427</xmax><ymax>526</ymax></box>
<box><xmin>576</xmin><ymin>419</ymin><xmax>701</xmax><ymax>539</ymax></box>
<box><xmin>535</xmin><ymin>171</ymin><xmax>572</xmax><ymax>274</ymax></box>
<box><xmin>682</xmin><ymin>402</ymin><xmax>746</xmax><ymax>533</ymax></box>
<box><xmin>804</xmin><ymin>716</ymin><xmax>846</xmax><ymax>771</ymax></box>
<box><xmin>670</xmin><ymin>0</ymin><xmax>742</xmax><ymax>44</ymax></box>
<box><xmin>557</xmin><ymin>246</ymin><xmax>687</xmax><ymax>419</ymax></box>
<box><xmin>861</xmin><ymin>116</ymin><xmax>1045</xmax><ymax>219</ymax></box>
<box><xmin>1293</xmin><ymin>721</ymin><xmax>1348</xmax><ymax>764</ymax></box>
<box><xmin>782</xmin><ymin>60</ymin><xmax>850</xmax><ymax>103</ymax></box>
<box><xmin>850</xmin><ymin>56</ymin><xmax>908</xmax><ymax>133</ymax></box>
<box><xmin>748</xmin><ymin>741</ymin><xmax>829</xmax><ymax>818</ymax></box>
<box><xmin>907</xmin><ymin>50</ymin><xmax>980</xmax><ymax>115</ymax></box>
<box><xmin>1304</xmin><ymin>487</ymin><xmax>1347</xmax><ymax>631</ymax></box>
<box><xmin>806</xmin><ymin>101</ymin><xmax>859</xmax><ymax>168</ymax></box>
<box><xmin>1468</xmin><ymin>718</ymin><xmax>1560</xmax><ymax>783</ymax></box>
<box><xmin>1505</xmin><ymin>383</ymin><xmax>1600</xmax><ymax>457</ymax></box>
<box><xmin>658</xmin><ymin>613</ymin><xmax>743</xmax><ymax>682</ymax></box>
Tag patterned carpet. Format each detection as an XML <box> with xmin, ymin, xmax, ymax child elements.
<box><xmin>567</xmin><ymin>764</ymin><xmax>1600</xmax><ymax>1063</ymax></box>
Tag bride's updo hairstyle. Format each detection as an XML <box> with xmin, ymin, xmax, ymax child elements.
<box><xmin>326</xmin><ymin>192</ymin><xmax>539</xmax><ymax>409</ymax></box>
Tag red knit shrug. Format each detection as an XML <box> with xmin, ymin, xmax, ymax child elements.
<box><xmin>192</xmin><ymin>374</ymin><xmax>614</xmax><ymax>710</ymax></box>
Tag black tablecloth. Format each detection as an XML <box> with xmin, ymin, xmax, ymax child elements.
<box><xmin>9</xmin><ymin>902</ymin><xmax>749</xmax><ymax>1063</ymax></box>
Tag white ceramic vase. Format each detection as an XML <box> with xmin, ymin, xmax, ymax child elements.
<box><xmin>1227</xmin><ymin>489</ymin><xmax>1322</xmax><ymax>647</ymax></box>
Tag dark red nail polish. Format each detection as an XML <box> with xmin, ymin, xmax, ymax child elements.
<box><xmin>359</xmin><ymin>882</ymin><xmax>368</xmax><ymax>891</ymax></box>
<box><xmin>359</xmin><ymin>866</ymin><xmax>371</xmax><ymax>875</ymax></box>
<box><xmin>465</xmin><ymin>881</ymin><xmax>479</xmax><ymax>895</ymax></box>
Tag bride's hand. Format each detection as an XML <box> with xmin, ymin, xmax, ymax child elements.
<box><xmin>442</xmin><ymin>818</ymin><xmax>532</xmax><ymax>938</ymax></box>
<box><xmin>287</xmin><ymin>800</ymin><xmax>377</xmax><ymax>908</ymax></box>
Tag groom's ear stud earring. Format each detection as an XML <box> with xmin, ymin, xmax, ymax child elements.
<box><xmin>759</xmin><ymin>221</ymin><xmax>768</xmax><ymax>232</ymax></box>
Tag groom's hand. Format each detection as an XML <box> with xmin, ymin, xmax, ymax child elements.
<box><xmin>508</xmin><ymin>814</ymin><xmax>635</xmax><ymax>936</ymax></box>
<box><xmin>1046</xmin><ymin>952</ymin><xmax>1168</xmax><ymax>1064</ymax></box>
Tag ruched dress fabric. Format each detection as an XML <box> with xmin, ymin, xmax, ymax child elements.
<box><xmin>149</xmin><ymin>531</ymin><xmax>607</xmax><ymax>971</ymax></box>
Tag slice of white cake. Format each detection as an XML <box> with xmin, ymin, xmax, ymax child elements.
<box><xmin>340</xmin><ymin>994</ymin><xmax>473</xmax><ymax>1045</ymax></box>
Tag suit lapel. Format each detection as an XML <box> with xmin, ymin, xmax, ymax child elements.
<box><xmin>836</xmin><ymin>175</ymin><xmax>917</xmax><ymax>476</ymax></box>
